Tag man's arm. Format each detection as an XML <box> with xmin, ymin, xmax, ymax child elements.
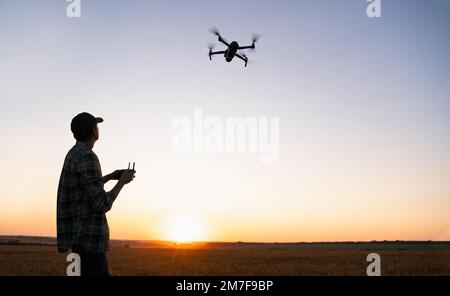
<box><xmin>102</xmin><ymin>173</ymin><xmax>112</xmax><ymax>184</ymax></box>
<box><xmin>102</xmin><ymin>170</ymin><xmax>125</xmax><ymax>184</ymax></box>
<box><xmin>78</xmin><ymin>154</ymin><xmax>134</xmax><ymax>213</ymax></box>
<box><xmin>109</xmin><ymin>171</ymin><xmax>135</xmax><ymax>201</ymax></box>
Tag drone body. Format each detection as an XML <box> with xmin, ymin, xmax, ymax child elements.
<box><xmin>208</xmin><ymin>27</ymin><xmax>260</xmax><ymax>67</ymax></box>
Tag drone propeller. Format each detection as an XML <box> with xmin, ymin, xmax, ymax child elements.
<box><xmin>209</xmin><ymin>27</ymin><xmax>221</xmax><ymax>36</ymax></box>
<box><xmin>207</xmin><ymin>43</ymin><xmax>216</xmax><ymax>60</ymax></box>
<box><xmin>247</xmin><ymin>34</ymin><xmax>260</xmax><ymax>52</ymax></box>
<box><xmin>252</xmin><ymin>34</ymin><xmax>261</xmax><ymax>43</ymax></box>
<box><xmin>207</xmin><ymin>43</ymin><xmax>216</xmax><ymax>50</ymax></box>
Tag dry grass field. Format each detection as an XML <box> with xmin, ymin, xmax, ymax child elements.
<box><xmin>0</xmin><ymin>242</ymin><xmax>449</xmax><ymax>276</ymax></box>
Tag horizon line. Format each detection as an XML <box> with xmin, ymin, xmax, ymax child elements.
<box><xmin>1</xmin><ymin>234</ymin><xmax>449</xmax><ymax>244</ymax></box>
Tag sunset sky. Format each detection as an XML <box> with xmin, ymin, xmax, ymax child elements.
<box><xmin>0</xmin><ymin>0</ymin><xmax>449</xmax><ymax>242</ymax></box>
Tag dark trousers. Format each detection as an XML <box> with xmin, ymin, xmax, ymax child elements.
<box><xmin>72</xmin><ymin>245</ymin><xmax>110</xmax><ymax>276</ymax></box>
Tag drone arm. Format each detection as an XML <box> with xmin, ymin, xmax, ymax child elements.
<box><xmin>218</xmin><ymin>35</ymin><xmax>230</xmax><ymax>47</ymax></box>
<box><xmin>210</xmin><ymin>51</ymin><xmax>226</xmax><ymax>56</ymax></box>
<box><xmin>209</xmin><ymin>50</ymin><xmax>225</xmax><ymax>61</ymax></box>
<box><xmin>238</xmin><ymin>44</ymin><xmax>255</xmax><ymax>50</ymax></box>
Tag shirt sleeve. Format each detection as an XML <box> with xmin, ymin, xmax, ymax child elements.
<box><xmin>77</xmin><ymin>152</ymin><xmax>114</xmax><ymax>213</ymax></box>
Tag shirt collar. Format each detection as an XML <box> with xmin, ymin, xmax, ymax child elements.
<box><xmin>75</xmin><ymin>141</ymin><xmax>92</xmax><ymax>151</ymax></box>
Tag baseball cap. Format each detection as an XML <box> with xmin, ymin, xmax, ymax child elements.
<box><xmin>70</xmin><ymin>112</ymin><xmax>104</xmax><ymax>141</ymax></box>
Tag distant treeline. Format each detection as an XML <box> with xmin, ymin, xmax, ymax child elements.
<box><xmin>0</xmin><ymin>239</ymin><xmax>56</xmax><ymax>246</ymax></box>
<box><xmin>235</xmin><ymin>240</ymin><xmax>450</xmax><ymax>245</ymax></box>
<box><xmin>1</xmin><ymin>236</ymin><xmax>449</xmax><ymax>247</ymax></box>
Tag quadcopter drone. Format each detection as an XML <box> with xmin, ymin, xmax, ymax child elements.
<box><xmin>208</xmin><ymin>27</ymin><xmax>260</xmax><ymax>67</ymax></box>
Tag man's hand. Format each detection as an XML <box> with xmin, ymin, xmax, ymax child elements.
<box><xmin>109</xmin><ymin>169</ymin><xmax>136</xmax><ymax>202</ymax></box>
<box><xmin>102</xmin><ymin>170</ymin><xmax>126</xmax><ymax>183</ymax></box>
<box><xmin>118</xmin><ymin>169</ymin><xmax>135</xmax><ymax>185</ymax></box>
<box><xmin>109</xmin><ymin>170</ymin><xmax>126</xmax><ymax>180</ymax></box>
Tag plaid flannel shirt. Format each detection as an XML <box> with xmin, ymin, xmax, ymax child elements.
<box><xmin>57</xmin><ymin>142</ymin><xmax>114</xmax><ymax>253</ymax></box>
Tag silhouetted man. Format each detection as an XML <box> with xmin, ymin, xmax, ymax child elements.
<box><xmin>57</xmin><ymin>112</ymin><xmax>135</xmax><ymax>276</ymax></box>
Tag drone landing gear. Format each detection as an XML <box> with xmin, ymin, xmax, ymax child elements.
<box><xmin>235</xmin><ymin>54</ymin><xmax>248</xmax><ymax>67</ymax></box>
<box><xmin>209</xmin><ymin>50</ymin><xmax>226</xmax><ymax>61</ymax></box>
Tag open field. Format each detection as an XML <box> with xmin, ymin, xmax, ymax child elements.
<box><xmin>0</xmin><ymin>239</ymin><xmax>449</xmax><ymax>276</ymax></box>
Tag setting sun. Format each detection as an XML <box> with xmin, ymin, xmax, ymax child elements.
<box><xmin>166</xmin><ymin>215</ymin><xmax>206</xmax><ymax>243</ymax></box>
